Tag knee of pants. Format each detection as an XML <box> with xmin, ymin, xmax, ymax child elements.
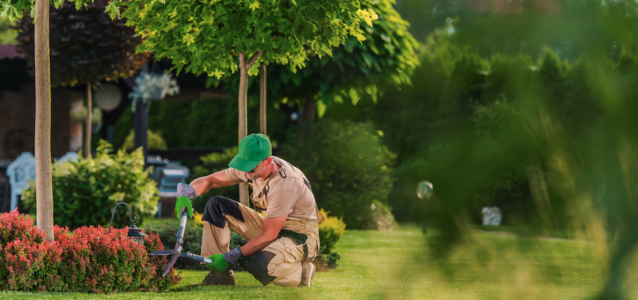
<box><xmin>248</xmin><ymin>251</ymin><xmax>278</xmax><ymax>286</ymax></box>
<box><xmin>206</xmin><ymin>195</ymin><xmax>228</xmax><ymax>207</ymax></box>
<box><xmin>202</xmin><ymin>195</ymin><xmax>243</xmax><ymax>228</ymax></box>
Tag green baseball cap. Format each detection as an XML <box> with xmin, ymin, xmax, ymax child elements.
<box><xmin>228</xmin><ymin>133</ymin><xmax>272</xmax><ymax>172</ymax></box>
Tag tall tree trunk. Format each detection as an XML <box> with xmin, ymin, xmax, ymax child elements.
<box><xmin>85</xmin><ymin>81</ymin><xmax>92</xmax><ymax>158</ymax></box>
<box><xmin>34</xmin><ymin>0</ymin><xmax>54</xmax><ymax>241</ymax></box>
<box><xmin>260</xmin><ymin>63</ymin><xmax>267</xmax><ymax>135</ymax></box>
<box><xmin>301</xmin><ymin>93</ymin><xmax>316</xmax><ymax>124</ymax></box>
<box><xmin>238</xmin><ymin>52</ymin><xmax>249</xmax><ymax>206</ymax></box>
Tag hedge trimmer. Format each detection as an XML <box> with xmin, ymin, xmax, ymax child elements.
<box><xmin>149</xmin><ymin>205</ymin><xmax>211</xmax><ymax>276</ymax></box>
<box><xmin>149</xmin><ymin>184</ymin><xmax>208</xmax><ymax>277</ymax></box>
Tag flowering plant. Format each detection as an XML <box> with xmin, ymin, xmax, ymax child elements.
<box><xmin>129</xmin><ymin>71</ymin><xmax>179</xmax><ymax>109</ymax></box>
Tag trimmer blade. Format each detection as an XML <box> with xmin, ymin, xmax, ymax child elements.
<box><xmin>162</xmin><ymin>252</ymin><xmax>180</xmax><ymax>277</ymax></box>
<box><xmin>149</xmin><ymin>250</ymin><xmax>174</xmax><ymax>256</ymax></box>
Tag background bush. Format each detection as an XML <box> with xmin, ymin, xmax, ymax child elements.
<box><xmin>122</xmin><ymin>129</ymin><xmax>168</xmax><ymax>151</ymax></box>
<box><xmin>280</xmin><ymin>120</ymin><xmax>395</xmax><ymax>229</ymax></box>
<box><xmin>189</xmin><ymin>147</ymin><xmax>240</xmax><ymax>213</ymax></box>
<box><xmin>320</xmin><ymin>33</ymin><xmax>617</xmax><ymax>225</ymax></box>
<box><xmin>21</xmin><ymin>140</ymin><xmax>159</xmax><ymax>230</ymax></box>
<box><xmin>0</xmin><ymin>210</ymin><xmax>181</xmax><ymax>293</ymax></box>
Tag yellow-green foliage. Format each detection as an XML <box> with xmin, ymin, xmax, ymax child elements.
<box><xmin>193</xmin><ymin>211</ymin><xmax>204</xmax><ymax>227</ymax></box>
<box><xmin>122</xmin><ymin>129</ymin><xmax>168</xmax><ymax>151</ymax></box>
<box><xmin>119</xmin><ymin>0</ymin><xmax>368</xmax><ymax>78</ymax></box>
<box><xmin>319</xmin><ymin>209</ymin><xmax>346</xmax><ymax>254</ymax></box>
<box><xmin>21</xmin><ymin>140</ymin><xmax>159</xmax><ymax>230</ymax></box>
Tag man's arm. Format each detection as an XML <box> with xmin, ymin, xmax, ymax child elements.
<box><xmin>189</xmin><ymin>169</ymin><xmax>238</xmax><ymax>197</ymax></box>
<box><xmin>239</xmin><ymin>215</ymin><xmax>287</xmax><ymax>257</ymax></box>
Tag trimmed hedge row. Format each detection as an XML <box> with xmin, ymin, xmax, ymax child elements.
<box><xmin>0</xmin><ymin>210</ymin><xmax>181</xmax><ymax>293</ymax></box>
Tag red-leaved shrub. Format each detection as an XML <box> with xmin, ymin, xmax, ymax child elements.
<box><xmin>0</xmin><ymin>210</ymin><xmax>181</xmax><ymax>293</ymax></box>
<box><xmin>0</xmin><ymin>211</ymin><xmax>45</xmax><ymax>245</ymax></box>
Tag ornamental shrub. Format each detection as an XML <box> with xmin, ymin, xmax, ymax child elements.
<box><xmin>318</xmin><ymin>209</ymin><xmax>346</xmax><ymax>254</ymax></box>
<box><xmin>0</xmin><ymin>212</ymin><xmax>66</xmax><ymax>292</ymax></box>
<box><xmin>280</xmin><ymin>120</ymin><xmax>396</xmax><ymax>229</ymax></box>
<box><xmin>0</xmin><ymin>210</ymin><xmax>45</xmax><ymax>245</ymax></box>
<box><xmin>122</xmin><ymin>129</ymin><xmax>168</xmax><ymax>151</ymax></box>
<box><xmin>21</xmin><ymin>140</ymin><xmax>159</xmax><ymax>230</ymax></box>
<box><xmin>0</xmin><ymin>210</ymin><xmax>181</xmax><ymax>293</ymax></box>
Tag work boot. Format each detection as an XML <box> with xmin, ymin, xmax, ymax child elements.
<box><xmin>191</xmin><ymin>269</ymin><xmax>236</xmax><ymax>286</ymax></box>
<box><xmin>297</xmin><ymin>261</ymin><xmax>315</xmax><ymax>287</ymax></box>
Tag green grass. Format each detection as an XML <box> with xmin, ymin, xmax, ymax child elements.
<box><xmin>141</xmin><ymin>217</ymin><xmax>182</xmax><ymax>228</ymax></box>
<box><xmin>1</xmin><ymin>224</ymin><xmax>630</xmax><ymax>299</ymax></box>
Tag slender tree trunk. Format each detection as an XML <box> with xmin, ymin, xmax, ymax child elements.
<box><xmin>301</xmin><ymin>93</ymin><xmax>316</xmax><ymax>124</ymax></box>
<box><xmin>85</xmin><ymin>81</ymin><xmax>92</xmax><ymax>158</ymax></box>
<box><xmin>34</xmin><ymin>0</ymin><xmax>54</xmax><ymax>241</ymax></box>
<box><xmin>260</xmin><ymin>63</ymin><xmax>267</xmax><ymax>135</ymax></box>
<box><xmin>238</xmin><ymin>52</ymin><xmax>249</xmax><ymax>206</ymax></box>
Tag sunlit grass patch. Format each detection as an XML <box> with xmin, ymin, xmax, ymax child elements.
<box><xmin>0</xmin><ymin>224</ymin><xmax>624</xmax><ymax>299</ymax></box>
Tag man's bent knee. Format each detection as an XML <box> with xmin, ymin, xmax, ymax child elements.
<box><xmin>201</xmin><ymin>195</ymin><xmax>244</xmax><ymax>228</ymax></box>
<box><xmin>248</xmin><ymin>251</ymin><xmax>277</xmax><ymax>286</ymax></box>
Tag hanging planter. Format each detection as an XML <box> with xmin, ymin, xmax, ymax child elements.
<box><xmin>129</xmin><ymin>72</ymin><xmax>180</xmax><ymax>110</ymax></box>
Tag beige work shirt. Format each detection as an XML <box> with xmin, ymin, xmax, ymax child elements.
<box><xmin>225</xmin><ymin>156</ymin><xmax>318</xmax><ymax>221</ymax></box>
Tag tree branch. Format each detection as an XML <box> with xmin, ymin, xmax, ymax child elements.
<box><xmin>246</xmin><ymin>50</ymin><xmax>264</xmax><ymax>70</ymax></box>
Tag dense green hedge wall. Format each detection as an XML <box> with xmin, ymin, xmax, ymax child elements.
<box><xmin>113</xmin><ymin>97</ymin><xmax>292</xmax><ymax>151</ymax></box>
<box><xmin>323</xmin><ymin>30</ymin><xmax>626</xmax><ymax>223</ymax></box>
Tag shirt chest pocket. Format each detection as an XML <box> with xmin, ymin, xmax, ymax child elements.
<box><xmin>251</xmin><ymin>195</ymin><xmax>268</xmax><ymax>211</ymax></box>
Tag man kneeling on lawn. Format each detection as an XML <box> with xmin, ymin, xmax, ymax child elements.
<box><xmin>174</xmin><ymin>133</ymin><xmax>324</xmax><ymax>287</ymax></box>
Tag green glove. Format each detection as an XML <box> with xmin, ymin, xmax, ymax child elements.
<box><xmin>175</xmin><ymin>196</ymin><xmax>193</xmax><ymax>220</ymax></box>
<box><xmin>206</xmin><ymin>254</ymin><xmax>230</xmax><ymax>272</ymax></box>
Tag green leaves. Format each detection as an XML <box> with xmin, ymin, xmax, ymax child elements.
<box><xmin>104</xmin><ymin>1</ymin><xmax>121</xmax><ymax>19</ymax></box>
<box><xmin>21</xmin><ymin>140</ymin><xmax>159</xmax><ymax>230</ymax></box>
<box><xmin>234</xmin><ymin>0</ymin><xmax>419</xmax><ymax>116</ymax></box>
<box><xmin>182</xmin><ymin>33</ymin><xmax>195</xmax><ymax>46</ymax></box>
<box><xmin>248</xmin><ymin>0</ymin><xmax>259</xmax><ymax>11</ymax></box>
<box><xmin>1</xmin><ymin>3</ymin><xmax>21</xmax><ymax>22</ymax></box>
<box><xmin>120</xmin><ymin>0</ymin><xmax>369</xmax><ymax>78</ymax></box>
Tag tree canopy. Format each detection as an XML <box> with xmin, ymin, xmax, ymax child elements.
<box><xmin>0</xmin><ymin>15</ymin><xmax>16</xmax><ymax>44</ymax></box>
<box><xmin>15</xmin><ymin>0</ymin><xmax>148</xmax><ymax>87</ymax></box>
<box><xmin>218</xmin><ymin>0</ymin><xmax>419</xmax><ymax>118</ymax></box>
<box><xmin>121</xmin><ymin>0</ymin><xmax>372</xmax><ymax>77</ymax></box>
<box><xmin>275</xmin><ymin>0</ymin><xmax>419</xmax><ymax>115</ymax></box>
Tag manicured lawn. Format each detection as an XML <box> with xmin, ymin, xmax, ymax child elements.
<box><xmin>1</xmin><ymin>224</ymin><xmax>627</xmax><ymax>299</ymax></box>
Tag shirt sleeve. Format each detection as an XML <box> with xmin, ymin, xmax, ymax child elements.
<box><xmin>224</xmin><ymin>168</ymin><xmax>245</xmax><ymax>184</ymax></box>
<box><xmin>265</xmin><ymin>187</ymin><xmax>298</xmax><ymax>218</ymax></box>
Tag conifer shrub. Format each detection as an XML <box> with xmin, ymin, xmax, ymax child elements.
<box><xmin>0</xmin><ymin>210</ymin><xmax>181</xmax><ymax>293</ymax></box>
